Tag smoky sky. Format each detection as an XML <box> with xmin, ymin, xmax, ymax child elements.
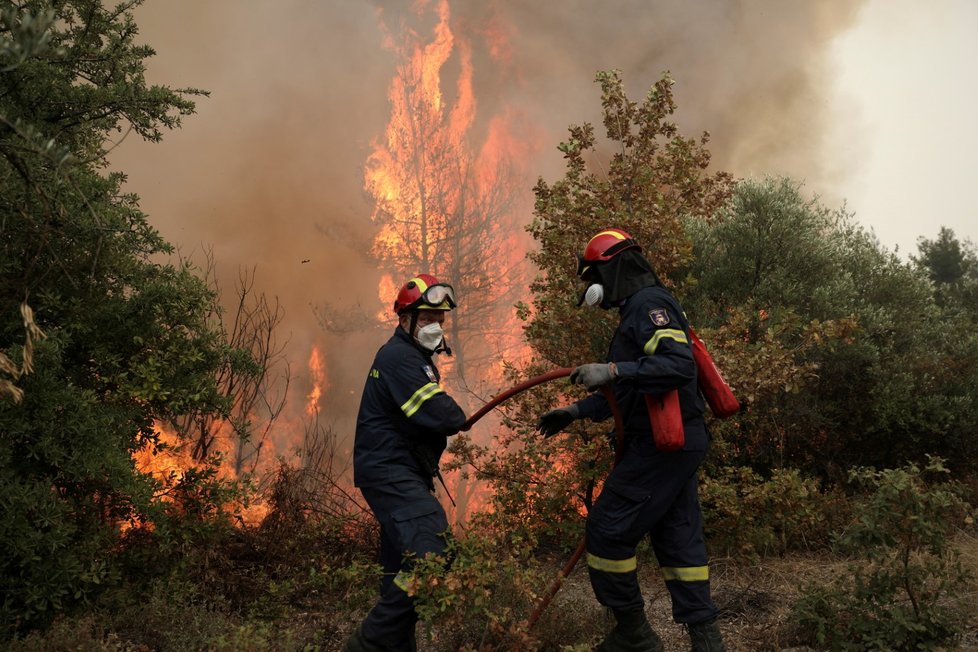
<box><xmin>111</xmin><ymin>0</ymin><xmax>866</xmax><ymax>440</ymax></box>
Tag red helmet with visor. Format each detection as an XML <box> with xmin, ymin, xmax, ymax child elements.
<box><xmin>576</xmin><ymin>228</ymin><xmax>641</xmax><ymax>278</ymax></box>
<box><xmin>393</xmin><ymin>274</ymin><xmax>457</xmax><ymax>315</ymax></box>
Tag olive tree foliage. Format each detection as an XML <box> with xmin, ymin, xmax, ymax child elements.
<box><xmin>913</xmin><ymin>226</ymin><xmax>978</xmax><ymax>312</ymax></box>
<box><xmin>521</xmin><ymin>71</ymin><xmax>733</xmax><ymax>370</ymax></box>
<box><xmin>447</xmin><ymin>70</ymin><xmax>734</xmax><ymax>542</ymax></box>
<box><xmin>682</xmin><ymin>177</ymin><xmax>978</xmax><ymax>475</ymax></box>
<box><xmin>0</xmin><ymin>1</ymin><xmax>240</xmax><ymax>635</ymax></box>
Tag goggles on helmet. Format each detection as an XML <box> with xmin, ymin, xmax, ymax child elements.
<box><xmin>394</xmin><ymin>274</ymin><xmax>458</xmax><ymax>314</ymax></box>
<box><xmin>398</xmin><ymin>282</ymin><xmax>457</xmax><ymax>313</ymax></box>
<box><xmin>418</xmin><ymin>283</ymin><xmax>456</xmax><ymax>309</ymax></box>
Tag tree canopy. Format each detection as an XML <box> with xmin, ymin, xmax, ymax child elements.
<box><xmin>684</xmin><ymin>178</ymin><xmax>978</xmax><ymax>475</ymax></box>
<box><xmin>0</xmin><ymin>0</ymin><xmax>232</xmax><ymax>634</ymax></box>
<box><xmin>450</xmin><ymin>70</ymin><xmax>734</xmax><ymax>543</ymax></box>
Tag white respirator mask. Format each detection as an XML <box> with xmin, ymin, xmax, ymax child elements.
<box><xmin>582</xmin><ymin>283</ymin><xmax>605</xmax><ymax>307</ymax></box>
<box><xmin>415</xmin><ymin>322</ymin><xmax>444</xmax><ymax>352</ymax></box>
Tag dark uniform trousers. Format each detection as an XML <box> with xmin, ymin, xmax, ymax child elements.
<box><xmin>359</xmin><ymin>478</ymin><xmax>450</xmax><ymax>648</ymax></box>
<box><xmin>586</xmin><ymin>444</ymin><xmax>717</xmax><ymax>625</ymax></box>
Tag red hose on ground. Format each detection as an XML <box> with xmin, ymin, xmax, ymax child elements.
<box><xmin>459</xmin><ymin>369</ymin><xmax>626</xmax><ymax>631</ymax></box>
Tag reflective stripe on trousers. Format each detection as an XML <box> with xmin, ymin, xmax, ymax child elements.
<box><xmin>585</xmin><ymin>447</ymin><xmax>718</xmax><ymax>624</ymax></box>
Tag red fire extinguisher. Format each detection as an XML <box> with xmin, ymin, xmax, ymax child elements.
<box><xmin>689</xmin><ymin>326</ymin><xmax>740</xmax><ymax>418</ymax></box>
<box><xmin>645</xmin><ymin>391</ymin><xmax>684</xmax><ymax>451</ymax></box>
<box><xmin>645</xmin><ymin>326</ymin><xmax>740</xmax><ymax>451</ymax></box>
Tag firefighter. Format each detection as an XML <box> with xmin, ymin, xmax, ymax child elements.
<box><xmin>536</xmin><ymin>229</ymin><xmax>726</xmax><ymax>652</ymax></box>
<box><xmin>343</xmin><ymin>274</ymin><xmax>466</xmax><ymax>652</ymax></box>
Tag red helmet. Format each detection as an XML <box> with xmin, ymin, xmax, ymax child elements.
<box><xmin>393</xmin><ymin>274</ymin><xmax>457</xmax><ymax>315</ymax></box>
<box><xmin>576</xmin><ymin>228</ymin><xmax>641</xmax><ymax>278</ymax></box>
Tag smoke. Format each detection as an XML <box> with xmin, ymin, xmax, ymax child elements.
<box><xmin>111</xmin><ymin>0</ymin><xmax>867</xmax><ymax>462</ymax></box>
<box><xmin>492</xmin><ymin>1</ymin><xmax>867</xmax><ymax>185</ymax></box>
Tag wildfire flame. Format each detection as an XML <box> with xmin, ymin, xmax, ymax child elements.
<box><xmin>132</xmin><ymin>342</ymin><xmax>330</xmax><ymax>528</ymax></box>
<box><xmin>306</xmin><ymin>345</ymin><xmax>326</xmax><ymax>416</ymax></box>
<box><xmin>364</xmin><ymin>0</ymin><xmax>482</xmax><ymax>271</ymax></box>
<box><xmin>133</xmin><ymin>423</ymin><xmax>194</xmax><ymax>485</ymax></box>
<box><xmin>365</xmin><ymin>0</ymin><xmax>537</xmax><ymax>522</ymax></box>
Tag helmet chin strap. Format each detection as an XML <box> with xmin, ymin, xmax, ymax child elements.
<box><xmin>435</xmin><ymin>338</ymin><xmax>452</xmax><ymax>357</ymax></box>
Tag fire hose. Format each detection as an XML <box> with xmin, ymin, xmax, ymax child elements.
<box><xmin>458</xmin><ymin>368</ymin><xmax>626</xmax><ymax>630</ymax></box>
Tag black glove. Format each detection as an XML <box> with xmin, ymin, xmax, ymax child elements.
<box><xmin>536</xmin><ymin>404</ymin><xmax>579</xmax><ymax>438</ymax></box>
<box><xmin>570</xmin><ymin>362</ymin><xmax>618</xmax><ymax>391</ymax></box>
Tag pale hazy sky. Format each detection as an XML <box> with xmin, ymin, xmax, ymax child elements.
<box><xmin>827</xmin><ymin>0</ymin><xmax>978</xmax><ymax>255</ymax></box>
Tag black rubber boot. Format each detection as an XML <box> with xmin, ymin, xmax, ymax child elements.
<box><xmin>341</xmin><ymin>623</ymin><xmax>416</xmax><ymax>652</ymax></box>
<box><xmin>688</xmin><ymin>617</ymin><xmax>726</xmax><ymax>652</ymax></box>
<box><xmin>341</xmin><ymin>625</ymin><xmax>385</xmax><ymax>652</ymax></box>
<box><xmin>596</xmin><ymin>608</ymin><xmax>664</xmax><ymax>652</ymax></box>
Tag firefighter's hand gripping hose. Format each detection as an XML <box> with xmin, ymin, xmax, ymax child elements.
<box><xmin>459</xmin><ymin>368</ymin><xmax>626</xmax><ymax>631</ymax></box>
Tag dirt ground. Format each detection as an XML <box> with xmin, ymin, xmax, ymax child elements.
<box><xmin>536</xmin><ymin>543</ymin><xmax>978</xmax><ymax>651</ymax></box>
<box><xmin>404</xmin><ymin>529</ymin><xmax>978</xmax><ymax>651</ymax></box>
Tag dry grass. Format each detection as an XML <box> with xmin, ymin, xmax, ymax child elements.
<box><xmin>8</xmin><ymin>523</ymin><xmax>977</xmax><ymax>651</ymax></box>
<box><xmin>409</xmin><ymin>527</ymin><xmax>978</xmax><ymax>651</ymax></box>
<box><xmin>524</xmin><ymin>553</ymin><xmax>850</xmax><ymax>652</ymax></box>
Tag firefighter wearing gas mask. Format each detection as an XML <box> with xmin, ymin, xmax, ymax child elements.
<box><xmin>536</xmin><ymin>230</ymin><xmax>726</xmax><ymax>652</ymax></box>
<box><xmin>344</xmin><ymin>274</ymin><xmax>466</xmax><ymax>652</ymax></box>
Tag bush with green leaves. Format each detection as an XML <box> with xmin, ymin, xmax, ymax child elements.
<box><xmin>790</xmin><ymin>457</ymin><xmax>971</xmax><ymax>651</ymax></box>
<box><xmin>683</xmin><ymin>177</ymin><xmax>978</xmax><ymax>476</ymax></box>
<box><xmin>405</xmin><ymin>521</ymin><xmax>552</xmax><ymax>650</ymax></box>
<box><xmin>699</xmin><ymin>465</ymin><xmax>846</xmax><ymax>558</ymax></box>
<box><xmin>0</xmin><ymin>1</ymin><xmax>246</xmax><ymax>637</ymax></box>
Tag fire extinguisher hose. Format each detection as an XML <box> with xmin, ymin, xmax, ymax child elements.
<box><xmin>458</xmin><ymin>367</ymin><xmax>626</xmax><ymax>631</ymax></box>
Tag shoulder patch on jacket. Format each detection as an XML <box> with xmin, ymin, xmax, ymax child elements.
<box><xmin>649</xmin><ymin>308</ymin><xmax>670</xmax><ymax>327</ymax></box>
<box><xmin>422</xmin><ymin>364</ymin><xmax>438</xmax><ymax>383</ymax></box>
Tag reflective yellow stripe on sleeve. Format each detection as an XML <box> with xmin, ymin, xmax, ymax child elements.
<box><xmin>400</xmin><ymin>382</ymin><xmax>443</xmax><ymax>418</ymax></box>
<box><xmin>660</xmin><ymin>565</ymin><xmax>709</xmax><ymax>582</ymax></box>
<box><xmin>587</xmin><ymin>553</ymin><xmax>637</xmax><ymax>573</ymax></box>
<box><xmin>643</xmin><ymin>328</ymin><xmax>689</xmax><ymax>355</ymax></box>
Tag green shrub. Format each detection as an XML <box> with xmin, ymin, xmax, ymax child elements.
<box><xmin>405</xmin><ymin>523</ymin><xmax>550</xmax><ymax>650</ymax></box>
<box><xmin>700</xmin><ymin>465</ymin><xmax>844</xmax><ymax>558</ymax></box>
<box><xmin>791</xmin><ymin>457</ymin><xmax>971</xmax><ymax>650</ymax></box>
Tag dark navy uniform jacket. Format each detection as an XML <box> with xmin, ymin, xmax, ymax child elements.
<box><xmin>575</xmin><ymin>285</ymin><xmax>708</xmax><ymax>452</ymax></box>
<box><xmin>354</xmin><ymin>326</ymin><xmax>466</xmax><ymax>489</ymax></box>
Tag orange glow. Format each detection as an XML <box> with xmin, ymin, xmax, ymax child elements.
<box><xmin>130</xmin><ymin>422</ymin><xmax>270</xmax><ymax>528</ymax></box>
<box><xmin>131</xmin><ymin>341</ymin><xmax>333</xmax><ymax>529</ymax></box>
<box><xmin>378</xmin><ymin>273</ymin><xmax>397</xmax><ymax>320</ymax></box>
<box><xmin>133</xmin><ymin>423</ymin><xmax>194</xmax><ymax>485</ymax></box>
<box><xmin>366</xmin><ymin>0</ymin><xmax>538</xmax><ymax>522</ymax></box>
<box><xmin>306</xmin><ymin>345</ymin><xmax>326</xmax><ymax>416</ymax></box>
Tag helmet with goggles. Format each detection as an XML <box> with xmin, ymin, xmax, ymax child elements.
<box><xmin>576</xmin><ymin>228</ymin><xmax>641</xmax><ymax>279</ymax></box>
<box><xmin>393</xmin><ymin>274</ymin><xmax>457</xmax><ymax>315</ymax></box>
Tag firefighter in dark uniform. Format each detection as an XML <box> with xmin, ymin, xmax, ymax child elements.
<box><xmin>536</xmin><ymin>230</ymin><xmax>726</xmax><ymax>652</ymax></box>
<box><xmin>343</xmin><ymin>274</ymin><xmax>466</xmax><ymax>652</ymax></box>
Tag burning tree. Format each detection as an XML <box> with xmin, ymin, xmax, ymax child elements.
<box><xmin>349</xmin><ymin>0</ymin><xmax>537</xmax><ymax>523</ymax></box>
<box><xmin>363</xmin><ymin>0</ymin><xmax>532</xmax><ymax>386</ymax></box>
